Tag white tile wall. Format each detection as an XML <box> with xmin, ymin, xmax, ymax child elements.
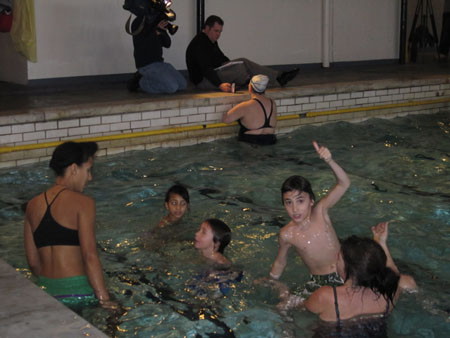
<box><xmin>1</xmin><ymin>80</ymin><xmax>449</xmax><ymax>168</ymax></box>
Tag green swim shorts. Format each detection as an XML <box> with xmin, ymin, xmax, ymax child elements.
<box><xmin>292</xmin><ymin>272</ymin><xmax>344</xmax><ymax>297</ymax></box>
<box><xmin>37</xmin><ymin>275</ymin><xmax>98</xmax><ymax>309</ymax></box>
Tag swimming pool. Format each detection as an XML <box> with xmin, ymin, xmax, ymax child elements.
<box><xmin>1</xmin><ymin>111</ymin><xmax>449</xmax><ymax>337</ymax></box>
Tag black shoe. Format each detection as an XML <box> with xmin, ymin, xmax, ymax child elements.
<box><xmin>277</xmin><ymin>68</ymin><xmax>299</xmax><ymax>86</ymax></box>
<box><xmin>127</xmin><ymin>71</ymin><xmax>142</xmax><ymax>92</ymax></box>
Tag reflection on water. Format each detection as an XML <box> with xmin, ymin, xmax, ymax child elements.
<box><xmin>0</xmin><ymin>112</ymin><xmax>449</xmax><ymax>337</ymax></box>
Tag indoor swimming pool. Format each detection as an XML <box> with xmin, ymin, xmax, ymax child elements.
<box><xmin>0</xmin><ymin>111</ymin><xmax>449</xmax><ymax>337</ymax></box>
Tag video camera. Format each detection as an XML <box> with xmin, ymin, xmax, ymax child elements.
<box><xmin>123</xmin><ymin>0</ymin><xmax>178</xmax><ymax>35</ymax></box>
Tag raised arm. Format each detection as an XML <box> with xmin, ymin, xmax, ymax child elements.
<box><xmin>78</xmin><ymin>196</ymin><xmax>114</xmax><ymax>306</ymax></box>
<box><xmin>313</xmin><ymin>141</ymin><xmax>350</xmax><ymax>210</ymax></box>
<box><xmin>270</xmin><ymin>230</ymin><xmax>292</xmax><ymax>280</ymax></box>
<box><xmin>372</xmin><ymin>222</ymin><xmax>418</xmax><ymax>292</ymax></box>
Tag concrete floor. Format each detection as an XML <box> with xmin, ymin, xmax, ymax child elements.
<box><xmin>1</xmin><ymin>61</ymin><xmax>450</xmax><ymax>115</ymax></box>
<box><xmin>0</xmin><ymin>259</ymin><xmax>107</xmax><ymax>338</ymax></box>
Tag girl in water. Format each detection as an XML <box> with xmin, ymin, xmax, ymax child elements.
<box><xmin>194</xmin><ymin>218</ymin><xmax>231</xmax><ymax>267</ymax></box>
<box><xmin>190</xmin><ymin>219</ymin><xmax>242</xmax><ymax>298</ymax></box>
<box><xmin>24</xmin><ymin>141</ymin><xmax>115</xmax><ymax>309</ymax></box>
<box><xmin>158</xmin><ymin>184</ymin><xmax>189</xmax><ymax>227</ymax></box>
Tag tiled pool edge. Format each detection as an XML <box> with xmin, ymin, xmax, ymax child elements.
<box><xmin>0</xmin><ymin>258</ymin><xmax>107</xmax><ymax>338</ymax></box>
<box><xmin>1</xmin><ymin>76</ymin><xmax>449</xmax><ymax>168</ymax></box>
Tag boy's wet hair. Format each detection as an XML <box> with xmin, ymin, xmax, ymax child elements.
<box><xmin>165</xmin><ymin>184</ymin><xmax>190</xmax><ymax>204</ymax></box>
<box><xmin>49</xmin><ymin>141</ymin><xmax>98</xmax><ymax>177</ymax></box>
<box><xmin>281</xmin><ymin>175</ymin><xmax>315</xmax><ymax>204</ymax></box>
<box><xmin>206</xmin><ymin>218</ymin><xmax>231</xmax><ymax>254</ymax></box>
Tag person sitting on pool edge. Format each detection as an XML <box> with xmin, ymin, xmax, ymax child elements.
<box><xmin>262</xmin><ymin>222</ymin><xmax>417</xmax><ymax>335</ymax></box>
<box><xmin>158</xmin><ymin>184</ymin><xmax>190</xmax><ymax>227</ymax></box>
<box><xmin>222</xmin><ymin>74</ymin><xmax>277</xmax><ymax>145</ymax></box>
<box><xmin>185</xmin><ymin>15</ymin><xmax>299</xmax><ymax>93</ymax></box>
<box><xmin>269</xmin><ymin>141</ymin><xmax>351</xmax><ymax>298</ymax></box>
<box><xmin>24</xmin><ymin>141</ymin><xmax>116</xmax><ymax>309</ymax></box>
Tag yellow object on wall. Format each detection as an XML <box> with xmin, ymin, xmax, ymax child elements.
<box><xmin>10</xmin><ymin>0</ymin><xmax>36</xmax><ymax>62</ymax></box>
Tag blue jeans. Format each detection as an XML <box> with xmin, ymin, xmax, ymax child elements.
<box><xmin>138</xmin><ymin>62</ymin><xmax>186</xmax><ymax>94</ymax></box>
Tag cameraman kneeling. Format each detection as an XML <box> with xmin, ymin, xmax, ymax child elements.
<box><xmin>128</xmin><ymin>18</ymin><xmax>186</xmax><ymax>94</ymax></box>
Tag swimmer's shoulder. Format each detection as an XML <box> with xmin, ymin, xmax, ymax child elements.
<box><xmin>214</xmin><ymin>253</ymin><xmax>231</xmax><ymax>268</ymax></box>
<box><xmin>279</xmin><ymin>221</ymin><xmax>297</xmax><ymax>241</ymax></box>
<box><xmin>305</xmin><ymin>285</ymin><xmax>334</xmax><ymax>315</ymax></box>
<box><xmin>158</xmin><ymin>215</ymin><xmax>170</xmax><ymax>228</ymax></box>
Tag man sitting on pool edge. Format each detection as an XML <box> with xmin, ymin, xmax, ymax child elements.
<box><xmin>222</xmin><ymin>74</ymin><xmax>277</xmax><ymax>145</ymax></box>
<box><xmin>185</xmin><ymin>15</ymin><xmax>299</xmax><ymax>92</ymax></box>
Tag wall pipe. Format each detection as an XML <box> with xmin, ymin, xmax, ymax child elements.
<box><xmin>322</xmin><ymin>0</ymin><xmax>331</xmax><ymax>68</ymax></box>
<box><xmin>196</xmin><ymin>0</ymin><xmax>205</xmax><ymax>35</ymax></box>
<box><xmin>399</xmin><ymin>0</ymin><xmax>408</xmax><ymax>64</ymax></box>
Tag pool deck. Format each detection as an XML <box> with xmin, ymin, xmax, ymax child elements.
<box><xmin>1</xmin><ymin>61</ymin><xmax>450</xmax><ymax>113</ymax></box>
<box><xmin>0</xmin><ymin>60</ymin><xmax>450</xmax><ymax>336</ymax></box>
<box><xmin>0</xmin><ymin>259</ymin><xmax>107</xmax><ymax>338</ymax></box>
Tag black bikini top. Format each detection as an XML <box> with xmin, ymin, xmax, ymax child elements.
<box><xmin>33</xmin><ymin>188</ymin><xmax>80</xmax><ymax>248</ymax></box>
<box><xmin>239</xmin><ymin>98</ymin><xmax>274</xmax><ymax>133</ymax></box>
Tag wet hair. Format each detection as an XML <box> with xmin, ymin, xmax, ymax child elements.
<box><xmin>165</xmin><ymin>184</ymin><xmax>190</xmax><ymax>204</ymax></box>
<box><xmin>49</xmin><ymin>141</ymin><xmax>98</xmax><ymax>177</ymax></box>
<box><xmin>341</xmin><ymin>235</ymin><xmax>400</xmax><ymax>306</ymax></box>
<box><xmin>204</xmin><ymin>15</ymin><xmax>224</xmax><ymax>29</ymax></box>
<box><xmin>205</xmin><ymin>218</ymin><xmax>231</xmax><ymax>254</ymax></box>
<box><xmin>281</xmin><ymin>175</ymin><xmax>315</xmax><ymax>204</ymax></box>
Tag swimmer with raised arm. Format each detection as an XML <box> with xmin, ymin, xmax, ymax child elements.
<box><xmin>274</xmin><ymin>222</ymin><xmax>417</xmax><ymax>334</ymax></box>
<box><xmin>270</xmin><ymin>141</ymin><xmax>351</xmax><ymax>298</ymax></box>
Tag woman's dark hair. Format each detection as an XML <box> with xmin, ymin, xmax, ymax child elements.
<box><xmin>281</xmin><ymin>175</ymin><xmax>315</xmax><ymax>204</ymax></box>
<box><xmin>49</xmin><ymin>141</ymin><xmax>98</xmax><ymax>177</ymax></box>
<box><xmin>341</xmin><ymin>235</ymin><xmax>400</xmax><ymax>306</ymax></box>
<box><xmin>204</xmin><ymin>15</ymin><xmax>224</xmax><ymax>28</ymax></box>
<box><xmin>165</xmin><ymin>184</ymin><xmax>190</xmax><ymax>204</ymax></box>
<box><xmin>206</xmin><ymin>218</ymin><xmax>231</xmax><ymax>254</ymax></box>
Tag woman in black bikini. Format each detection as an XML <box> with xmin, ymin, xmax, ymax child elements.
<box><xmin>222</xmin><ymin>74</ymin><xmax>277</xmax><ymax>145</ymax></box>
<box><xmin>24</xmin><ymin>141</ymin><xmax>115</xmax><ymax>309</ymax></box>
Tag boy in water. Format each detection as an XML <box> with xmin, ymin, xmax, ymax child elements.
<box><xmin>194</xmin><ymin>218</ymin><xmax>232</xmax><ymax>267</ymax></box>
<box><xmin>189</xmin><ymin>219</ymin><xmax>243</xmax><ymax>298</ymax></box>
<box><xmin>270</xmin><ymin>141</ymin><xmax>350</xmax><ymax>303</ymax></box>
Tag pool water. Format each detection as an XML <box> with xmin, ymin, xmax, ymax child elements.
<box><xmin>1</xmin><ymin>112</ymin><xmax>449</xmax><ymax>337</ymax></box>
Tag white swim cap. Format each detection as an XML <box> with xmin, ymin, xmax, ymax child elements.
<box><xmin>250</xmin><ymin>74</ymin><xmax>269</xmax><ymax>93</ymax></box>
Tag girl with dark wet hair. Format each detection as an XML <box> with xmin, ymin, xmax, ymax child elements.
<box><xmin>158</xmin><ymin>184</ymin><xmax>190</xmax><ymax>227</ymax></box>
<box><xmin>189</xmin><ymin>219</ymin><xmax>243</xmax><ymax>298</ymax></box>
<box><xmin>24</xmin><ymin>141</ymin><xmax>116</xmax><ymax>309</ymax></box>
<box><xmin>194</xmin><ymin>218</ymin><xmax>231</xmax><ymax>267</ymax></box>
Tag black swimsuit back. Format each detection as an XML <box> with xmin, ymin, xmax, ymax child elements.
<box><xmin>238</xmin><ymin>98</ymin><xmax>277</xmax><ymax>145</ymax></box>
<box><xmin>33</xmin><ymin>188</ymin><xmax>80</xmax><ymax>248</ymax></box>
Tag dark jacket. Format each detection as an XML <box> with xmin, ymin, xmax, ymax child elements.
<box><xmin>132</xmin><ymin>17</ymin><xmax>171</xmax><ymax>69</ymax></box>
<box><xmin>185</xmin><ymin>32</ymin><xmax>229</xmax><ymax>86</ymax></box>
